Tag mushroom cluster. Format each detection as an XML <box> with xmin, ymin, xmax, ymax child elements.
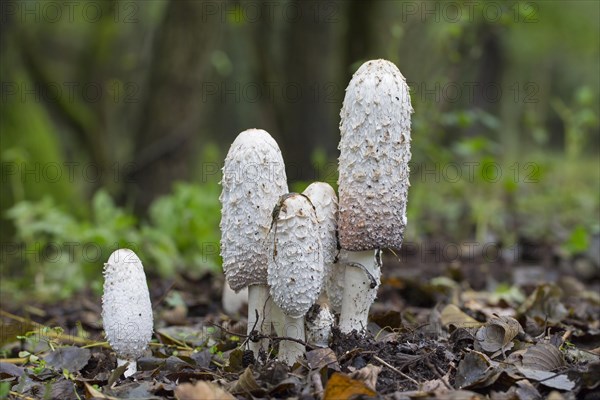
<box><xmin>221</xmin><ymin>60</ymin><xmax>413</xmax><ymax>365</ymax></box>
<box><xmin>217</xmin><ymin>59</ymin><xmax>413</xmax><ymax>366</ymax></box>
<box><xmin>99</xmin><ymin>59</ymin><xmax>412</xmax><ymax>374</ymax></box>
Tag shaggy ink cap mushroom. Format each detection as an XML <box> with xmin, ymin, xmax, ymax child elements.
<box><xmin>102</xmin><ymin>249</ymin><xmax>153</xmax><ymax>377</ymax></box>
<box><xmin>302</xmin><ymin>182</ymin><xmax>338</xmax><ymax>267</ymax></box>
<box><xmin>302</xmin><ymin>182</ymin><xmax>340</xmax><ymax>307</ymax></box>
<box><xmin>337</xmin><ymin>59</ymin><xmax>413</xmax><ymax>334</ymax></box>
<box><xmin>220</xmin><ymin>129</ymin><xmax>288</xmax><ymax>291</ymax></box>
<box><xmin>267</xmin><ymin>193</ymin><xmax>324</xmax><ymax>365</ymax></box>
<box><xmin>267</xmin><ymin>193</ymin><xmax>324</xmax><ymax>318</ymax></box>
<box><xmin>219</xmin><ymin>128</ymin><xmax>288</xmax><ymax>357</ymax></box>
<box><xmin>338</xmin><ymin>59</ymin><xmax>413</xmax><ymax>252</ymax></box>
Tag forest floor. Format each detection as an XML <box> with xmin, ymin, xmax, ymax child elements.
<box><xmin>1</xmin><ymin>246</ymin><xmax>599</xmax><ymax>400</ymax></box>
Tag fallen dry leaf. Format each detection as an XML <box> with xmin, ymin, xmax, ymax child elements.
<box><xmin>440</xmin><ymin>304</ymin><xmax>482</xmax><ymax>329</ymax></box>
<box><xmin>348</xmin><ymin>364</ymin><xmax>381</xmax><ymax>391</ymax></box>
<box><xmin>84</xmin><ymin>382</ymin><xmax>118</xmax><ymax>400</ymax></box>
<box><xmin>306</xmin><ymin>347</ymin><xmax>340</xmax><ymax>371</ymax></box>
<box><xmin>230</xmin><ymin>366</ymin><xmax>263</xmax><ymax>395</ymax></box>
<box><xmin>45</xmin><ymin>346</ymin><xmax>91</xmax><ymax>372</ymax></box>
<box><xmin>521</xmin><ymin>343</ymin><xmax>565</xmax><ymax>371</ymax></box>
<box><xmin>420</xmin><ymin>374</ymin><xmax>452</xmax><ymax>396</ymax></box>
<box><xmin>175</xmin><ymin>381</ymin><xmax>235</xmax><ymax>400</ymax></box>
<box><xmin>455</xmin><ymin>351</ymin><xmax>501</xmax><ymax>389</ymax></box>
<box><xmin>475</xmin><ymin>315</ymin><xmax>522</xmax><ymax>353</ymax></box>
<box><xmin>517</xmin><ymin>284</ymin><xmax>568</xmax><ymax>323</ymax></box>
<box><xmin>323</xmin><ymin>372</ymin><xmax>377</xmax><ymax>400</ymax></box>
<box><xmin>516</xmin><ymin>367</ymin><xmax>575</xmax><ymax>391</ymax></box>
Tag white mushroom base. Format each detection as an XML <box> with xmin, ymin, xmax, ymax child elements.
<box><xmin>117</xmin><ymin>358</ymin><xmax>137</xmax><ymax>378</ymax></box>
<box><xmin>306</xmin><ymin>304</ymin><xmax>334</xmax><ymax>348</ymax></box>
<box><xmin>278</xmin><ymin>314</ymin><xmax>306</xmax><ymax>366</ymax></box>
<box><xmin>338</xmin><ymin>250</ymin><xmax>381</xmax><ymax>334</ymax></box>
<box><xmin>247</xmin><ymin>284</ymin><xmax>272</xmax><ymax>357</ymax></box>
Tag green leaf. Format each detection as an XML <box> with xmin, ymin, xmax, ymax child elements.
<box><xmin>563</xmin><ymin>225</ymin><xmax>590</xmax><ymax>255</ymax></box>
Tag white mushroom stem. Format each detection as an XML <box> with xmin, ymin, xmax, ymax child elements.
<box><xmin>117</xmin><ymin>358</ymin><xmax>137</xmax><ymax>377</ymax></box>
<box><xmin>222</xmin><ymin>282</ymin><xmax>247</xmax><ymax>316</ymax></box>
<box><xmin>279</xmin><ymin>314</ymin><xmax>305</xmax><ymax>366</ymax></box>
<box><xmin>247</xmin><ymin>285</ymin><xmax>272</xmax><ymax>355</ymax></box>
<box><xmin>338</xmin><ymin>250</ymin><xmax>381</xmax><ymax>334</ymax></box>
<box><xmin>271</xmin><ymin>302</ymin><xmax>285</xmax><ymax>337</ymax></box>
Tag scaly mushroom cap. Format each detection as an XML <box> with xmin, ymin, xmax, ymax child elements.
<box><xmin>220</xmin><ymin>129</ymin><xmax>288</xmax><ymax>291</ymax></box>
<box><xmin>267</xmin><ymin>194</ymin><xmax>324</xmax><ymax>319</ymax></box>
<box><xmin>302</xmin><ymin>182</ymin><xmax>338</xmax><ymax>265</ymax></box>
<box><xmin>338</xmin><ymin>59</ymin><xmax>413</xmax><ymax>251</ymax></box>
<box><xmin>102</xmin><ymin>249</ymin><xmax>153</xmax><ymax>361</ymax></box>
<box><xmin>302</xmin><ymin>182</ymin><xmax>342</xmax><ymax>308</ymax></box>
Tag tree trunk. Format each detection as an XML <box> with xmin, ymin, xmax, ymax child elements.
<box><xmin>277</xmin><ymin>0</ymin><xmax>340</xmax><ymax>182</ymax></box>
<box><xmin>128</xmin><ymin>0</ymin><xmax>217</xmax><ymax>213</ymax></box>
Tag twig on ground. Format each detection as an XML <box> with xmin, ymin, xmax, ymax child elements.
<box><xmin>0</xmin><ymin>358</ymin><xmax>27</xmax><ymax>364</ymax></box>
<box><xmin>0</xmin><ymin>310</ymin><xmax>96</xmax><ymax>346</ymax></box>
<box><xmin>207</xmin><ymin>321</ymin><xmax>316</xmax><ymax>350</ymax></box>
<box><xmin>372</xmin><ymin>355</ymin><xmax>419</xmax><ymax>386</ymax></box>
<box><xmin>425</xmin><ymin>358</ymin><xmax>452</xmax><ymax>390</ymax></box>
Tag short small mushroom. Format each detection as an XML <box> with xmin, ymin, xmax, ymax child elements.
<box><xmin>337</xmin><ymin>59</ymin><xmax>413</xmax><ymax>334</ymax></box>
<box><xmin>220</xmin><ymin>129</ymin><xmax>288</xmax><ymax>357</ymax></box>
<box><xmin>305</xmin><ymin>303</ymin><xmax>334</xmax><ymax>348</ymax></box>
<box><xmin>102</xmin><ymin>249</ymin><xmax>153</xmax><ymax>377</ymax></box>
<box><xmin>267</xmin><ymin>193</ymin><xmax>324</xmax><ymax>366</ymax></box>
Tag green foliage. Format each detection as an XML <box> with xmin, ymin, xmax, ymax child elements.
<box><xmin>147</xmin><ymin>182</ymin><xmax>222</xmax><ymax>275</ymax></box>
<box><xmin>0</xmin><ymin>381</ymin><xmax>9</xmax><ymax>398</ymax></box>
<box><xmin>407</xmin><ymin>122</ymin><xmax>599</xmax><ymax>249</ymax></box>
<box><xmin>289</xmin><ymin>147</ymin><xmax>338</xmax><ymax>194</ymax></box>
<box><xmin>561</xmin><ymin>226</ymin><xmax>590</xmax><ymax>257</ymax></box>
<box><xmin>3</xmin><ymin>183</ymin><xmax>222</xmax><ymax>301</ymax></box>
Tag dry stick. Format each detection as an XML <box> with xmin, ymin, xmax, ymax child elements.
<box><xmin>208</xmin><ymin>320</ymin><xmax>316</xmax><ymax>350</ymax></box>
<box><xmin>372</xmin><ymin>355</ymin><xmax>419</xmax><ymax>386</ymax></box>
<box><xmin>1</xmin><ymin>358</ymin><xmax>27</xmax><ymax>364</ymax></box>
<box><xmin>425</xmin><ymin>358</ymin><xmax>452</xmax><ymax>390</ymax></box>
<box><xmin>9</xmin><ymin>391</ymin><xmax>35</xmax><ymax>400</ymax></box>
<box><xmin>0</xmin><ymin>310</ymin><xmax>100</xmax><ymax>346</ymax></box>
<box><xmin>240</xmin><ymin>309</ymin><xmax>261</xmax><ymax>350</ymax></box>
<box><xmin>151</xmin><ymin>280</ymin><xmax>176</xmax><ymax>311</ymax></box>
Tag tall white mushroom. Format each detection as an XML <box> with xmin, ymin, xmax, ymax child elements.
<box><xmin>102</xmin><ymin>249</ymin><xmax>153</xmax><ymax>377</ymax></box>
<box><xmin>302</xmin><ymin>182</ymin><xmax>338</xmax><ymax>347</ymax></box>
<box><xmin>302</xmin><ymin>182</ymin><xmax>339</xmax><ymax>293</ymax></box>
<box><xmin>267</xmin><ymin>193</ymin><xmax>324</xmax><ymax>366</ymax></box>
<box><xmin>337</xmin><ymin>59</ymin><xmax>413</xmax><ymax>334</ymax></box>
<box><xmin>220</xmin><ymin>129</ymin><xmax>288</xmax><ymax>357</ymax></box>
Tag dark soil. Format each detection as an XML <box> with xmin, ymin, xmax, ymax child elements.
<box><xmin>2</xmin><ymin>245</ymin><xmax>599</xmax><ymax>399</ymax></box>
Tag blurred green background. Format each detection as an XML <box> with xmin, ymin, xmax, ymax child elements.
<box><xmin>1</xmin><ymin>0</ymin><xmax>598</xmax><ymax>302</ymax></box>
